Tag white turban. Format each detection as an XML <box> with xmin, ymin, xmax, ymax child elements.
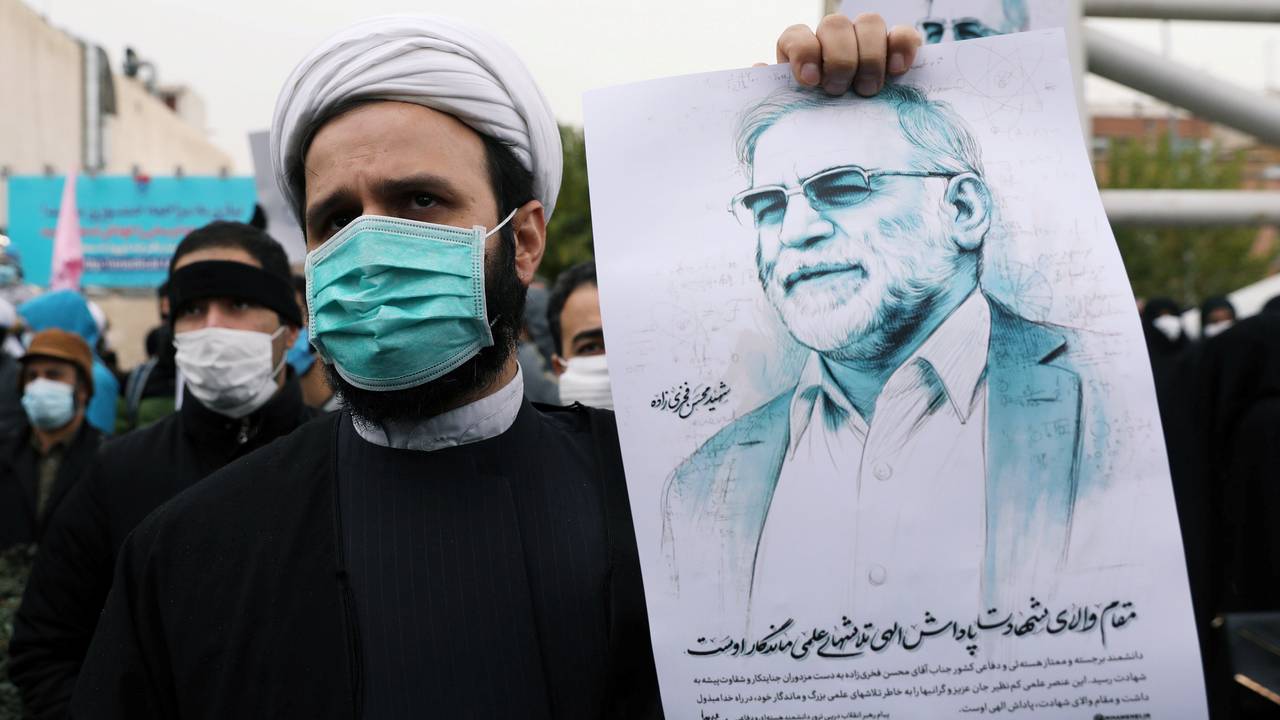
<box><xmin>271</xmin><ymin>15</ymin><xmax>562</xmax><ymax>229</ymax></box>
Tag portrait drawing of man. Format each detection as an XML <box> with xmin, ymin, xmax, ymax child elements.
<box><xmin>662</xmin><ymin>84</ymin><xmax>1091</xmax><ymax>621</ymax></box>
<box><xmin>917</xmin><ymin>0</ymin><xmax>1031</xmax><ymax>44</ymax></box>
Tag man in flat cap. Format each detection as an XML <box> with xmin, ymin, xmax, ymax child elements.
<box><xmin>10</xmin><ymin>222</ymin><xmax>320</xmax><ymax>718</ymax></box>
<box><xmin>0</xmin><ymin>329</ymin><xmax>100</xmax><ymax>550</ymax></box>
<box><xmin>72</xmin><ymin>13</ymin><xmax>923</xmax><ymax>718</ymax></box>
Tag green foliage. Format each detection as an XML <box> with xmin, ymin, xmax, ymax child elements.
<box><xmin>1100</xmin><ymin>134</ymin><xmax>1271</xmax><ymax>307</ymax></box>
<box><xmin>541</xmin><ymin>124</ymin><xmax>595</xmax><ymax>283</ymax></box>
<box><xmin>0</xmin><ymin>544</ymin><xmax>37</xmax><ymax>719</ymax></box>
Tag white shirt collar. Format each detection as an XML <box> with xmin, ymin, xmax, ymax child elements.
<box><xmin>787</xmin><ymin>291</ymin><xmax>991</xmax><ymax>455</ymax></box>
<box><xmin>351</xmin><ymin>366</ymin><xmax>525</xmax><ymax>451</ymax></box>
<box><xmin>322</xmin><ymin>393</ymin><xmax>344</xmax><ymax>413</ymax></box>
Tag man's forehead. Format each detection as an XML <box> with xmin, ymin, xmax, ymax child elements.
<box><xmin>304</xmin><ymin>102</ymin><xmax>482</xmax><ymax>176</ymax></box>
<box><xmin>25</xmin><ymin>357</ymin><xmax>73</xmax><ymax>372</ymax></box>
<box><xmin>564</xmin><ymin>284</ymin><xmax>601</xmax><ymax>318</ymax></box>
<box><xmin>750</xmin><ymin>104</ymin><xmax>914</xmax><ymax>184</ymax></box>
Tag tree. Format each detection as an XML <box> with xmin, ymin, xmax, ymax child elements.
<box><xmin>1100</xmin><ymin>134</ymin><xmax>1273</xmax><ymax>308</ymax></box>
<box><xmin>541</xmin><ymin>124</ymin><xmax>595</xmax><ymax>283</ymax></box>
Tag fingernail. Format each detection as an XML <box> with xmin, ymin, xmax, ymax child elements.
<box><xmin>889</xmin><ymin>53</ymin><xmax>906</xmax><ymax>74</ymax></box>
<box><xmin>855</xmin><ymin>76</ymin><xmax>879</xmax><ymax>96</ymax></box>
<box><xmin>800</xmin><ymin>63</ymin><xmax>820</xmax><ymax>86</ymax></box>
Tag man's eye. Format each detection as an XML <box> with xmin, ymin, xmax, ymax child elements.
<box><xmin>743</xmin><ymin>191</ymin><xmax>786</xmax><ymax>227</ymax></box>
<box><xmin>180</xmin><ymin>305</ymin><xmax>204</xmax><ymax>317</ymax></box>
<box><xmin>955</xmin><ymin>22</ymin><xmax>996</xmax><ymax>40</ymax></box>
<box><xmin>412</xmin><ymin>194</ymin><xmax>437</xmax><ymax>209</ymax></box>
<box><xmin>330</xmin><ymin>214</ymin><xmax>355</xmax><ymax>231</ymax></box>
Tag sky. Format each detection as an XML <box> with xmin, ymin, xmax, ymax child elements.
<box><xmin>23</xmin><ymin>0</ymin><xmax>1280</xmax><ymax>172</ymax></box>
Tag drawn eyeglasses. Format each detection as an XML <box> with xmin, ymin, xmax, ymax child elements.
<box><xmin>729</xmin><ymin>165</ymin><xmax>958</xmax><ymax>229</ymax></box>
<box><xmin>917</xmin><ymin>17</ymin><xmax>1001</xmax><ymax>44</ymax></box>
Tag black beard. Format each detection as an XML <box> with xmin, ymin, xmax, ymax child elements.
<box><xmin>326</xmin><ymin>229</ymin><xmax>527</xmax><ymax>425</ymax></box>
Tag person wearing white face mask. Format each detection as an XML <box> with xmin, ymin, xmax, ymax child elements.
<box><xmin>1140</xmin><ymin>297</ymin><xmax>1190</xmax><ymax>405</ymax></box>
<box><xmin>547</xmin><ymin>260</ymin><xmax>613</xmax><ymax>409</ymax></box>
<box><xmin>7</xmin><ymin>221</ymin><xmax>321</xmax><ymax>719</ymax></box>
<box><xmin>1199</xmin><ymin>295</ymin><xmax>1237</xmax><ymax>340</ymax></box>
<box><xmin>0</xmin><ymin>329</ymin><xmax>101</xmax><ymax>550</ymax></box>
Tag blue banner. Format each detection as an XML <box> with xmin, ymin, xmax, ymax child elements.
<box><xmin>7</xmin><ymin>175</ymin><xmax>257</xmax><ymax>288</ymax></box>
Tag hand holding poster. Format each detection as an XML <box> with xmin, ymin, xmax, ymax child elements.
<box><xmin>584</xmin><ymin>30</ymin><xmax>1205</xmax><ymax>719</ymax></box>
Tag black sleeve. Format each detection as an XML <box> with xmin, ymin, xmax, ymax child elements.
<box><xmin>587</xmin><ymin>408</ymin><xmax>665</xmax><ymax>719</ymax></box>
<box><xmin>1221</xmin><ymin>398</ymin><xmax>1280</xmax><ymax>610</ymax></box>
<box><xmin>67</xmin><ymin>508</ymin><xmax>176</xmax><ymax>719</ymax></box>
<box><xmin>8</xmin><ymin>462</ymin><xmax>115</xmax><ymax>719</ymax></box>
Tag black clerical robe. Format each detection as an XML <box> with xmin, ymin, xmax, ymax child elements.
<box><xmin>70</xmin><ymin>402</ymin><xmax>662</xmax><ymax>719</ymax></box>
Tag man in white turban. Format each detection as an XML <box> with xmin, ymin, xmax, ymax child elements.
<box><xmin>71</xmin><ymin>13</ymin><xmax>922</xmax><ymax>718</ymax></box>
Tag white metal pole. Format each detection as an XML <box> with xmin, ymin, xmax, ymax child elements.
<box><xmin>1086</xmin><ymin>27</ymin><xmax>1280</xmax><ymax>147</ymax></box>
<box><xmin>1085</xmin><ymin>0</ymin><xmax>1280</xmax><ymax>22</ymax></box>
<box><xmin>1101</xmin><ymin>190</ymin><xmax>1280</xmax><ymax>226</ymax></box>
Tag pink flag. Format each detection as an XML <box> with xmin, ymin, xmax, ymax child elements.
<box><xmin>50</xmin><ymin>171</ymin><xmax>84</xmax><ymax>291</ymax></box>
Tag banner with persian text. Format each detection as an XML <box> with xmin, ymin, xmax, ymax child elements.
<box><xmin>7</xmin><ymin>175</ymin><xmax>256</xmax><ymax>288</ymax></box>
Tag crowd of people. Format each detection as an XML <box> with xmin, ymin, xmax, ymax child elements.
<box><xmin>0</xmin><ymin>217</ymin><xmax>619</xmax><ymax>713</ymax></box>
<box><xmin>0</xmin><ymin>8</ymin><xmax>1275</xmax><ymax>719</ymax></box>
<box><xmin>0</xmin><ymin>9</ymin><xmax>929</xmax><ymax>717</ymax></box>
<box><xmin>1139</xmin><ymin>293</ymin><xmax>1280</xmax><ymax>717</ymax></box>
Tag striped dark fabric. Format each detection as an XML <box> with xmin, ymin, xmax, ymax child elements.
<box><xmin>337</xmin><ymin>402</ymin><xmax>614</xmax><ymax>719</ymax></box>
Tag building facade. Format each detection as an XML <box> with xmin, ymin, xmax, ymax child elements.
<box><xmin>0</xmin><ymin>0</ymin><xmax>231</xmax><ymax>232</ymax></box>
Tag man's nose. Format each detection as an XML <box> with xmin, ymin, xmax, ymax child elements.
<box><xmin>204</xmin><ymin>303</ymin><xmax>230</xmax><ymax>329</ymax></box>
<box><xmin>777</xmin><ymin>192</ymin><xmax>832</xmax><ymax>248</ymax></box>
<box><xmin>361</xmin><ymin>199</ymin><xmax>393</xmax><ymax>218</ymax></box>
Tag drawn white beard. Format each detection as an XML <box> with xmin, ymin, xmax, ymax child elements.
<box><xmin>761</xmin><ymin>217</ymin><xmax>964</xmax><ymax>358</ymax></box>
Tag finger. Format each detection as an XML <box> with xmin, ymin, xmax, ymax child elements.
<box><xmin>886</xmin><ymin>25</ymin><xmax>923</xmax><ymax>75</ymax></box>
<box><xmin>815</xmin><ymin>14</ymin><xmax>859</xmax><ymax>96</ymax></box>
<box><xmin>851</xmin><ymin>12</ymin><xmax>888</xmax><ymax>96</ymax></box>
<box><xmin>777</xmin><ymin>24</ymin><xmax>822</xmax><ymax>87</ymax></box>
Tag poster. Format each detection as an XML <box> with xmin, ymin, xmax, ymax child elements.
<box><xmin>249</xmin><ymin>131</ymin><xmax>307</xmax><ymax>264</ymax></box>
<box><xmin>7</xmin><ymin>175</ymin><xmax>256</xmax><ymax>288</ymax></box>
<box><xmin>583</xmin><ymin>30</ymin><xmax>1205</xmax><ymax>719</ymax></box>
<box><xmin>839</xmin><ymin>0</ymin><xmax>1068</xmax><ymax>44</ymax></box>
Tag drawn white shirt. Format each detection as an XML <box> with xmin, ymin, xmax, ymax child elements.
<box><xmin>749</xmin><ymin>292</ymin><xmax>992</xmax><ymax>631</ymax></box>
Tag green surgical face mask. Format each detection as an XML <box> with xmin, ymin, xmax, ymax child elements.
<box><xmin>304</xmin><ymin>210</ymin><xmax>516</xmax><ymax>391</ymax></box>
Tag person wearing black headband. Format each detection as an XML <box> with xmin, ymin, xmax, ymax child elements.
<box><xmin>8</xmin><ymin>222</ymin><xmax>322</xmax><ymax>719</ymax></box>
<box><xmin>168</xmin><ymin>249</ymin><xmax>302</xmax><ymax>419</ymax></box>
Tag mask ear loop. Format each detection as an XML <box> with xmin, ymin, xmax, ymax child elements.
<box><xmin>484</xmin><ymin>207</ymin><xmax>521</xmax><ymax>239</ymax></box>
<box><xmin>269</xmin><ymin>325</ymin><xmax>292</xmax><ymax>380</ymax></box>
<box><xmin>483</xmin><ymin>206</ymin><xmax>522</xmax><ymax>330</ymax></box>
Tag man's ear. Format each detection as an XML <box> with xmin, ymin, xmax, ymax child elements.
<box><xmin>943</xmin><ymin>172</ymin><xmax>992</xmax><ymax>252</ymax></box>
<box><xmin>551</xmin><ymin>354</ymin><xmax>567</xmax><ymax>377</ymax></box>
<box><xmin>275</xmin><ymin>324</ymin><xmax>300</xmax><ymax>372</ymax></box>
<box><xmin>511</xmin><ymin>199</ymin><xmax>547</xmax><ymax>286</ymax></box>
